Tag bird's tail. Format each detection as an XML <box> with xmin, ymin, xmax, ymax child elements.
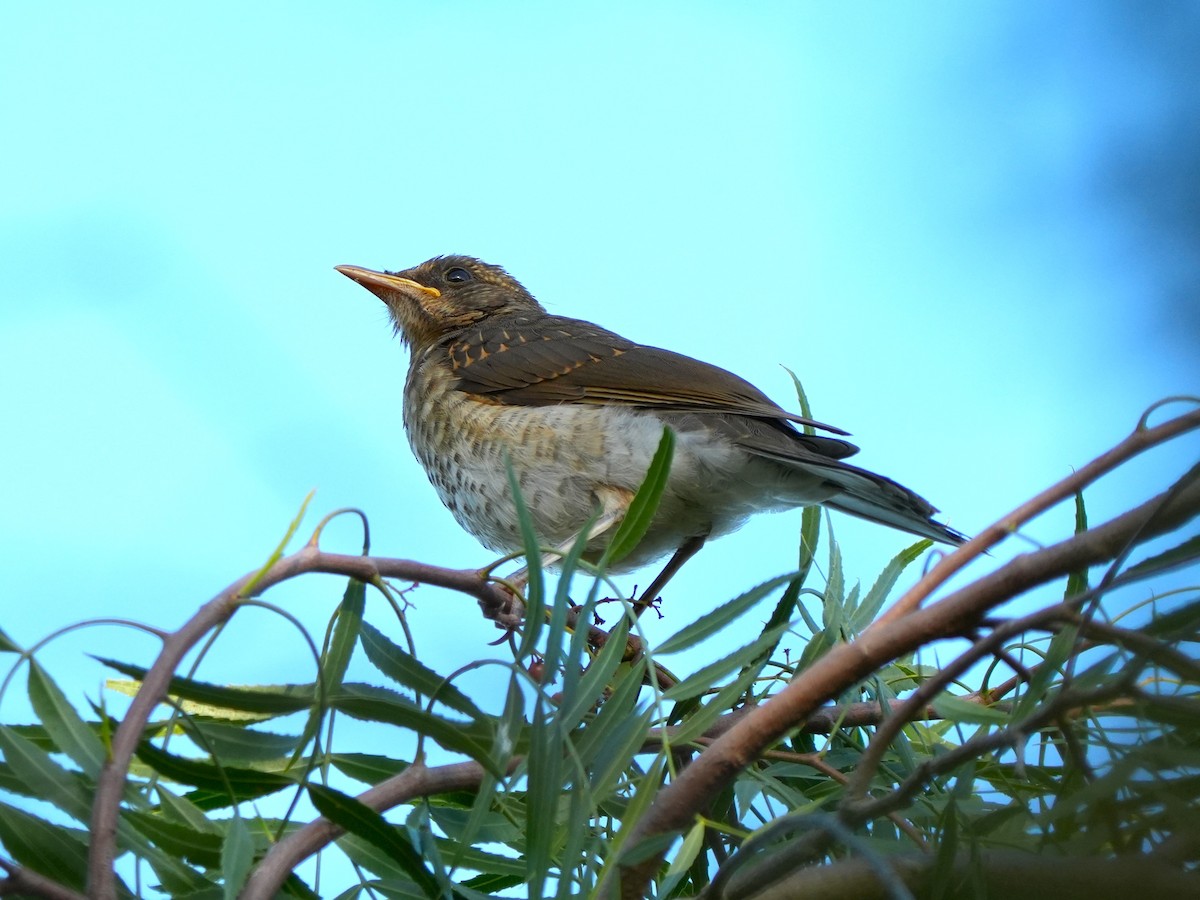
<box><xmin>815</xmin><ymin>464</ymin><xmax>966</xmax><ymax>546</ymax></box>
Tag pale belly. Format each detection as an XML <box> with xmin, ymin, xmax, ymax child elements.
<box><xmin>402</xmin><ymin>364</ymin><xmax>833</xmax><ymax>570</ymax></box>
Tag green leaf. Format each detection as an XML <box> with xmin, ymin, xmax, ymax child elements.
<box><xmin>179</xmin><ymin>720</ymin><xmax>302</xmax><ymax>765</ymax></box>
<box><xmin>664</xmin><ymin>624</ymin><xmax>789</xmax><ymax>702</ymax></box>
<box><xmin>665</xmin><ymin>820</ymin><xmax>706</xmax><ymax>880</ymax></box>
<box><xmin>603</xmin><ymin>427</ymin><xmax>675</xmax><ymax>566</ymax></box>
<box><xmin>525</xmin><ymin>693</ymin><xmax>563</xmax><ymax>900</ymax></box>
<box><xmin>0</xmin><ymin>800</ymin><xmax>91</xmax><ymax>891</ymax></box>
<box><xmin>298</xmin><ymin>578</ymin><xmax>366</xmax><ymax>765</ymax></box>
<box><xmin>850</xmin><ymin>539</ymin><xmax>932</xmax><ymax>632</ymax></box>
<box><xmin>0</xmin><ymin>627</ymin><xmax>19</xmax><ymax>653</ymax></box>
<box><xmin>459</xmin><ymin>872</ymin><xmax>526</xmax><ymax>894</ymax></box>
<box><xmin>1144</xmin><ymin>598</ymin><xmax>1200</xmax><ymax>640</ymax></box>
<box><xmin>358</xmin><ymin>621</ymin><xmax>484</xmax><ymax>719</ymax></box>
<box><xmin>668</xmin><ymin>656</ymin><xmax>764</xmax><ymax>747</ymax></box>
<box><xmin>575</xmin><ymin>661</ymin><xmax>648</xmax><ymax>782</ymax></box>
<box><xmin>0</xmin><ymin>725</ymin><xmax>93</xmax><ymax>823</ymax></box>
<box><xmin>558</xmin><ymin>618</ymin><xmax>629</xmax><ymax>732</ymax></box>
<box><xmin>656</xmin><ymin>572</ymin><xmax>798</xmax><ymax>655</ymax></box>
<box><xmin>325</xmin><ymin>579</ymin><xmax>366</xmax><ymax>689</ymax></box>
<box><xmin>822</xmin><ymin>535</ymin><xmax>846</xmax><ymax>632</ymax></box>
<box><xmin>1064</xmin><ymin>490</ymin><xmax>1090</xmax><ymax>599</ymax></box>
<box><xmin>27</xmin><ymin>660</ymin><xmax>107</xmax><ymax>778</ymax></box>
<box><xmin>507</xmin><ymin>456</ymin><xmax>545</xmax><ymax>663</ymax></box>
<box><xmin>126</xmin><ymin>811</ymin><xmax>223</xmax><ymax>867</ymax></box>
<box><xmin>154</xmin><ymin>784</ymin><xmax>224</xmax><ymax>834</ymax></box>
<box><xmin>931</xmin><ymin>693</ymin><xmax>1009</xmax><ymax>724</ymax></box>
<box><xmin>796</xmin><ymin>504</ymin><xmax>821</xmax><ymax>589</ymax></box>
<box><xmin>329</xmin><ymin>752</ymin><xmax>411</xmax><ymax>786</ymax></box>
<box><xmin>96</xmin><ymin>657</ymin><xmax>315</xmax><ymax>716</ymax></box>
<box><xmin>135</xmin><ymin>740</ymin><xmax>295</xmax><ymax>799</ymax></box>
<box><xmin>781</xmin><ymin>365</ymin><xmax>817</xmax><ymax>435</ymax></box>
<box><xmin>1122</xmin><ymin>534</ymin><xmax>1200</xmax><ymax>584</ymax></box>
<box><xmin>222</xmin><ymin>816</ymin><xmax>255</xmax><ymax>900</ymax></box>
<box><xmin>331</xmin><ymin>684</ymin><xmax>499</xmax><ymax>770</ymax></box>
<box><xmin>309</xmin><ymin>783</ymin><xmax>440</xmax><ymax>898</ymax></box>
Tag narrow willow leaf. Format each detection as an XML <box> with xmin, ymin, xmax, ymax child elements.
<box><xmin>435</xmin><ymin>840</ymin><xmax>526</xmax><ymax>877</ymax></box>
<box><xmin>1144</xmin><ymin>598</ymin><xmax>1200</xmax><ymax>640</ymax></box>
<box><xmin>508</xmin><ymin>456</ymin><xmax>546</xmax><ymax>661</ymax></box>
<box><xmin>309</xmin><ymin>784</ymin><xmax>439</xmax><ymax>897</ymax></box>
<box><xmin>332</xmin><ymin>684</ymin><xmax>499</xmax><ymax>770</ymax></box>
<box><xmin>96</xmin><ymin>657</ymin><xmax>315</xmax><ymax>716</ymax></box>
<box><xmin>27</xmin><ymin>660</ymin><xmax>107</xmax><ymax>778</ymax></box>
<box><xmin>293</xmin><ymin>578</ymin><xmax>366</xmax><ymax>761</ymax></box>
<box><xmin>460</xmin><ymin>873</ymin><xmax>526</xmax><ymax>894</ymax></box>
<box><xmin>448</xmin><ymin>678</ymin><xmax>522</xmax><ymax>871</ymax></box>
<box><xmin>573</xmin><ymin>657</ymin><xmax>645</xmax><ymax>770</ymax></box>
<box><xmin>1014</xmin><ymin>624</ymin><xmax>1077</xmax><ymax>719</ymax></box>
<box><xmin>155</xmin><ymin>784</ymin><xmax>224</xmax><ymax>833</ymax></box>
<box><xmin>781</xmin><ymin>365</ymin><xmax>818</xmax><ymax>435</ymax></box>
<box><xmin>558</xmin><ymin>618</ymin><xmax>629</xmax><ymax>732</ymax></box>
<box><xmin>0</xmin><ymin>627</ymin><xmax>19</xmax><ymax>653</ymax></box>
<box><xmin>597</xmin><ymin>756</ymin><xmax>669</xmax><ymax>868</ymax></box>
<box><xmin>125</xmin><ymin>811</ymin><xmax>223</xmax><ymax>867</ymax></box>
<box><xmin>760</xmin><ymin>572</ymin><xmax>806</xmax><ymax>648</ymax></box>
<box><xmin>603</xmin><ymin>427</ymin><xmax>675</xmax><ymax>566</ymax></box>
<box><xmin>241</xmin><ymin>490</ymin><xmax>314</xmax><ymax>597</ymax></box>
<box><xmin>1065</xmin><ymin>490</ymin><xmax>1090</xmax><ymax>599</ymax></box>
<box><xmin>329</xmin><ymin>752</ymin><xmax>411</xmax><ymax>786</ymax></box>
<box><xmin>0</xmin><ymin>726</ymin><xmax>92</xmax><ymax>823</ymax></box>
<box><xmin>850</xmin><ymin>539</ymin><xmax>932</xmax><ymax>632</ymax></box>
<box><xmin>666</xmin><ymin>820</ymin><xmax>706</xmax><ymax>879</ymax></box>
<box><xmin>337</xmin><ymin>832</ymin><xmax>420</xmax><ymax>881</ymax></box>
<box><xmin>358</xmin><ymin>621</ymin><xmax>483</xmax><ymax>719</ymax></box>
<box><xmin>664</xmin><ymin>624</ymin><xmax>789</xmax><ymax>702</ymax></box>
<box><xmin>432</xmin><ymin>801</ymin><xmax>521</xmax><ymax>847</ymax></box>
<box><xmin>325</xmin><ymin>578</ymin><xmax>366</xmax><ymax>690</ymax></box>
<box><xmin>179</xmin><ymin>719</ymin><xmax>302</xmax><ymax>765</ymax></box>
<box><xmin>525</xmin><ymin>694</ymin><xmax>564</xmax><ymax>900</ymax></box>
<box><xmin>931</xmin><ymin>693</ymin><xmax>1009</xmax><ymax>724</ymax></box>
<box><xmin>222</xmin><ymin>816</ymin><xmax>254</xmax><ymax>900</ymax></box>
<box><xmin>657</xmin><ymin>572</ymin><xmax>798</xmax><ymax>655</ymax></box>
<box><xmin>1123</xmin><ymin>535</ymin><xmax>1200</xmax><ymax>584</ymax></box>
<box><xmin>0</xmin><ymin>800</ymin><xmax>90</xmax><ymax>891</ymax></box>
<box><xmin>668</xmin><ymin>657</ymin><xmax>764</xmax><ymax>747</ymax></box>
<box><xmin>797</xmin><ymin>503</ymin><xmax>821</xmax><ymax>587</ymax></box>
<box><xmin>135</xmin><ymin>740</ymin><xmax>294</xmax><ymax>798</ymax></box>
<box><xmin>822</xmin><ymin>536</ymin><xmax>846</xmax><ymax>631</ymax></box>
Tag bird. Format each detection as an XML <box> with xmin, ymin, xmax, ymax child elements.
<box><xmin>335</xmin><ymin>255</ymin><xmax>964</xmax><ymax>599</ymax></box>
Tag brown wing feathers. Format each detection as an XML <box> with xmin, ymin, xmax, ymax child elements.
<box><xmin>448</xmin><ymin>316</ymin><xmax>851</xmax><ymax>438</ymax></box>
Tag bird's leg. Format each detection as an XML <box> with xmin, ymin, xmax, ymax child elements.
<box><xmin>632</xmin><ymin>532</ymin><xmax>708</xmax><ymax>617</ymax></box>
<box><xmin>503</xmin><ymin>486</ymin><xmax>633</xmax><ymax>594</ymax></box>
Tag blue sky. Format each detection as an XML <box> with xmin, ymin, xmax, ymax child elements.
<box><xmin>2</xmin><ymin>0</ymin><xmax>1196</xmax><ymax>772</ymax></box>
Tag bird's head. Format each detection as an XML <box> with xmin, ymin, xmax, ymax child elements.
<box><xmin>336</xmin><ymin>255</ymin><xmax>544</xmax><ymax>349</ymax></box>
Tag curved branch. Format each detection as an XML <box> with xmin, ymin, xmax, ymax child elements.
<box><xmin>0</xmin><ymin>857</ymin><xmax>86</xmax><ymax>900</ymax></box>
<box><xmin>86</xmin><ymin>548</ymin><xmax>517</xmax><ymax>899</ymax></box>
<box><xmin>240</xmin><ymin>757</ymin><xmax>521</xmax><ymax>899</ymax></box>
<box><xmin>729</xmin><ymin>848</ymin><xmax>1200</xmax><ymax>900</ymax></box>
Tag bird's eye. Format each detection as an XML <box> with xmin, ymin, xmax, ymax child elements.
<box><xmin>445</xmin><ymin>267</ymin><xmax>473</xmax><ymax>284</ymax></box>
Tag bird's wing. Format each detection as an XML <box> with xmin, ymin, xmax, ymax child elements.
<box><xmin>444</xmin><ymin>315</ymin><xmax>858</xmax><ymax>455</ymax></box>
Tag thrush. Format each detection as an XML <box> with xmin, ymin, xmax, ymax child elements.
<box><xmin>336</xmin><ymin>255</ymin><xmax>963</xmax><ymax>596</ymax></box>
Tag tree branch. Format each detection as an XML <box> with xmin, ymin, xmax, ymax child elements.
<box><xmin>0</xmin><ymin>857</ymin><xmax>86</xmax><ymax>900</ymax></box>
<box><xmin>728</xmin><ymin>848</ymin><xmax>1200</xmax><ymax>900</ymax></box>
<box><xmin>240</xmin><ymin>757</ymin><xmax>521</xmax><ymax>900</ymax></box>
